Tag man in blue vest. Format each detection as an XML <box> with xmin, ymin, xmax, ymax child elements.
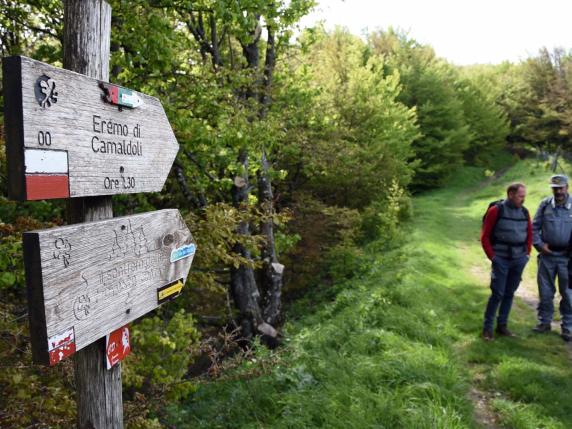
<box><xmin>481</xmin><ymin>183</ymin><xmax>532</xmax><ymax>340</ymax></box>
<box><xmin>532</xmin><ymin>174</ymin><xmax>572</xmax><ymax>342</ymax></box>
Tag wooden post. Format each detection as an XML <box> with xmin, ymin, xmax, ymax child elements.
<box><xmin>63</xmin><ymin>1</ymin><xmax>122</xmax><ymax>428</ymax></box>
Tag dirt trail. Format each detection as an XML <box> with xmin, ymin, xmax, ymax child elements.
<box><xmin>466</xmin><ymin>252</ymin><xmax>572</xmax><ymax>428</ymax></box>
<box><xmin>467</xmin><ymin>386</ymin><xmax>499</xmax><ymax>429</ymax></box>
<box><xmin>457</xmin><ymin>244</ymin><xmax>500</xmax><ymax>429</ymax></box>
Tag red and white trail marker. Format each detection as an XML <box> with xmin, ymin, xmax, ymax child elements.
<box><xmin>106</xmin><ymin>326</ymin><xmax>131</xmax><ymax>369</ymax></box>
<box><xmin>48</xmin><ymin>326</ymin><xmax>76</xmax><ymax>366</ymax></box>
<box><xmin>24</xmin><ymin>148</ymin><xmax>70</xmax><ymax>199</ymax></box>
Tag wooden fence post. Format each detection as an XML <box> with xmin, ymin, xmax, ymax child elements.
<box><xmin>62</xmin><ymin>1</ymin><xmax>122</xmax><ymax>428</ymax></box>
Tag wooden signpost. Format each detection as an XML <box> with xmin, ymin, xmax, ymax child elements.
<box><xmin>3</xmin><ymin>56</ymin><xmax>179</xmax><ymax>200</ymax></box>
<box><xmin>23</xmin><ymin>209</ymin><xmax>196</xmax><ymax>366</ymax></box>
<box><xmin>0</xmin><ymin>1</ymin><xmax>194</xmax><ymax>427</ymax></box>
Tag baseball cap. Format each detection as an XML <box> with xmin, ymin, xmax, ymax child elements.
<box><xmin>550</xmin><ymin>174</ymin><xmax>569</xmax><ymax>188</ymax></box>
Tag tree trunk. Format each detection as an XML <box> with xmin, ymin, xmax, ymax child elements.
<box><xmin>258</xmin><ymin>150</ymin><xmax>284</xmax><ymax>326</ymax></box>
<box><xmin>230</xmin><ymin>149</ymin><xmax>263</xmax><ymax>340</ymax></box>
<box><xmin>257</xmin><ymin>27</ymin><xmax>283</xmax><ymax>327</ymax></box>
<box><xmin>259</xmin><ymin>28</ymin><xmax>275</xmax><ymax>116</ymax></box>
<box><xmin>228</xmin><ymin>15</ymin><xmax>282</xmax><ymax>341</ymax></box>
<box><xmin>63</xmin><ymin>1</ymin><xmax>123</xmax><ymax>428</ymax></box>
<box><xmin>240</xmin><ymin>15</ymin><xmax>261</xmax><ymax>100</ymax></box>
<box><xmin>551</xmin><ymin>145</ymin><xmax>562</xmax><ymax>172</ymax></box>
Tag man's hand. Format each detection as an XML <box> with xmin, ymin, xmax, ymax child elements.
<box><xmin>541</xmin><ymin>243</ymin><xmax>553</xmax><ymax>255</ymax></box>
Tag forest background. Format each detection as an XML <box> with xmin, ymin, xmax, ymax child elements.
<box><xmin>1</xmin><ymin>1</ymin><xmax>572</xmax><ymax>428</ymax></box>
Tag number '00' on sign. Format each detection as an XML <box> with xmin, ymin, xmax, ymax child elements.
<box><xmin>37</xmin><ymin>131</ymin><xmax>51</xmax><ymax>146</ymax></box>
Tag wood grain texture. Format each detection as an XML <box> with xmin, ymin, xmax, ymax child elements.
<box><xmin>63</xmin><ymin>0</ymin><xmax>111</xmax><ymax>82</ymax></box>
<box><xmin>62</xmin><ymin>2</ymin><xmax>120</xmax><ymax>428</ymax></box>
<box><xmin>23</xmin><ymin>209</ymin><xmax>195</xmax><ymax>365</ymax></box>
<box><xmin>75</xmin><ymin>339</ymin><xmax>123</xmax><ymax>429</ymax></box>
<box><xmin>3</xmin><ymin>55</ymin><xmax>179</xmax><ymax>200</ymax></box>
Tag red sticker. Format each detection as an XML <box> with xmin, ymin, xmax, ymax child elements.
<box><xmin>109</xmin><ymin>85</ymin><xmax>119</xmax><ymax>104</ymax></box>
<box><xmin>48</xmin><ymin>327</ymin><xmax>76</xmax><ymax>366</ymax></box>
<box><xmin>106</xmin><ymin>325</ymin><xmax>131</xmax><ymax>369</ymax></box>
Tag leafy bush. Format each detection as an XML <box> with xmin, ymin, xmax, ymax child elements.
<box><xmin>360</xmin><ymin>179</ymin><xmax>411</xmax><ymax>247</ymax></box>
<box><xmin>123</xmin><ymin>310</ymin><xmax>201</xmax><ymax>402</ymax></box>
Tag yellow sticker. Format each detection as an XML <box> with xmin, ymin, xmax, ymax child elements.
<box><xmin>157</xmin><ymin>279</ymin><xmax>184</xmax><ymax>304</ymax></box>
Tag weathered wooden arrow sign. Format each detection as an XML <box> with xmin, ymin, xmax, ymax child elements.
<box><xmin>3</xmin><ymin>56</ymin><xmax>179</xmax><ymax>200</ymax></box>
<box><xmin>23</xmin><ymin>209</ymin><xmax>196</xmax><ymax>366</ymax></box>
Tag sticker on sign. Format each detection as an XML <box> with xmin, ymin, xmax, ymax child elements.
<box><xmin>48</xmin><ymin>327</ymin><xmax>76</xmax><ymax>366</ymax></box>
<box><xmin>106</xmin><ymin>325</ymin><xmax>131</xmax><ymax>369</ymax></box>
<box><xmin>170</xmin><ymin>243</ymin><xmax>196</xmax><ymax>263</ymax></box>
<box><xmin>157</xmin><ymin>278</ymin><xmax>185</xmax><ymax>304</ymax></box>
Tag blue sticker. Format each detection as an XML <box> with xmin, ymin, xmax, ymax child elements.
<box><xmin>170</xmin><ymin>243</ymin><xmax>196</xmax><ymax>263</ymax></box>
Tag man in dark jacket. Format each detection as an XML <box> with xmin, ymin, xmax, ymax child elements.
<box><xmin>481</xmin><ymin>182</ymin><xmax>532</xmax><ymax>340</ymax></box>
<box><xmin>532</xmin><ymin>174</ymin><xmax>572</xmax><ymax>342</ymax></box>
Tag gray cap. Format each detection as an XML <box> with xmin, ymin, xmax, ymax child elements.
<box><xmin>550</xmin><ymin>174</ymin><xmax>569</xmax><ymax>188</ymax></box>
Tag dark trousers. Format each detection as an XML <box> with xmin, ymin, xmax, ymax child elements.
<box><xmin>483</xmin><ymin>255</ymin><xmax>528</xmax><ymax>331</ymax></box>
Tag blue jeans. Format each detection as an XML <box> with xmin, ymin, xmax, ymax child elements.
<box><xmin>483</xmin><ymin>255</ymin><xmax>528</xmax><ymax>331</ymax></box>
<box><xmin>537</xmin><ymin>254</ymin><xmax>572</xmax><ymax>330</ymax></box>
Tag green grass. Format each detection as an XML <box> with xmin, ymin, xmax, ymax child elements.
<box><xmin>167</xmin><ymin>159</ymin><xmax>572</xmax><ymax>428</ymax></box>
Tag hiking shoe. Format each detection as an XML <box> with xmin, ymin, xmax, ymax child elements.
<box><xmin>495</xmin><ymin>325</ymin><xmax>515</xmax><ymax>337</ymax></box>
<box><xmin>532</xmin><ymin>323</ymin><xmax>552</xmax><ymax>333</ymax></box>
<box><xmin>482</xmin><ymin>329</ymin><xmax>494</xmax><ymax>341</ymax></box>
<box><xmin>561</xmin><ymin>329</ymin><xmax>572</xmax><ymax>342</ymax></box>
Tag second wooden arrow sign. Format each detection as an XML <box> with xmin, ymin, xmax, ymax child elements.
<box><xmin>23</xmin><ymin>209</ymin><xmax>196</xmax><ymax>366</ymax></box>
<box><xmin>3</xmin><ymin>56</ymin><xmax>179</xmax><ymax>200</ymax></box>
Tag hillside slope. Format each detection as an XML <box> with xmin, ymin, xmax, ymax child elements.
<box><xmin>168</xmin><ymin>161</ymin><xmax>572</xmax><ymax>429</ymax></box>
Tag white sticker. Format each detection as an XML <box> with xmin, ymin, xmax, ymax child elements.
<box><xmin>170</xmin><ymin>243</ymin><xmax>196</xmax><ymax>263</ymax></box>
<box><xmin>48</xmin><ymin>326</ymin><xmax>75</xmax><ymax>351</ymax></box>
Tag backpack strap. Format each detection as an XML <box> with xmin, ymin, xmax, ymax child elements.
<box><xmin>489</xmin><ymin>202</ymin><xmax>503</xmax><ymax>244</ymax></box>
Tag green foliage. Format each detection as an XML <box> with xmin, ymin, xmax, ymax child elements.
<box><xmin>360</xmin><ymin>178</ymin><xmax>410</xmax><ymax>248</ymax></box>
<box><xmin>319</xmin><ymin>205</ymin><xmax>365</xmax><ymax>283</ymax></box>
<box><xmin>0</xmin><ymin>215</ymin><xmax>58</xmax><ymax>296</ymax></box>
<box><xmin>0</xmin><ymin>232</ymin><xmax>22</xmax><ymax>289</ymax></box>
<box><xmin>286</xmin><ymin>27</ymin><xmax>419</xmax><ymax>208</ymax></box>
<box><xmin>123</xmin><ymin>310</ymin><xmax>201</xmax><ymax>402</ymax></box>
<box><xmin>456</xmin><ymin>77</ymin><xmax>510</xmax><ymax>165</ymax></box>
<box><xmin>273</xmin><ymin>230</ymin><xmax>301</xmax><ymax>258</ymax></box>
<box><xmin>0</xmin><ymin>0</ymin><xmax>63</xmax><ymax>60</ymax></box>
<box><xmin>367</xmin><ymin>29</ymin><xmax>513</xmax><ymax>189</ymax></box>
<box><xmin>0</xmin><ymin>300</ymin><xmax>76</xmax><ymax>427</ymax></box>
<box><xmin>368</xmin><ymin>30</ymin><xmax>469</xmax><ymax>189</ymax></box>
<box><xmin>516</xmin><ymin>48</ymin><xmax>572</xmax><ymax>153</ymax></box>
<box><xmin>473</xmin><ymin>48</ymin><xmax>572</xmax><ymax>155</ymax></box>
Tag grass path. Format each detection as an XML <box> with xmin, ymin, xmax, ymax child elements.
<box><xmin>425</xmin><ymin>161</ymin><xmax>572</xmax><ymax>428</ymax></box>
<box><xmin>169</xmin><ymin>161</ymin><xmax>572</xmax><ymax>428</ymax></box>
